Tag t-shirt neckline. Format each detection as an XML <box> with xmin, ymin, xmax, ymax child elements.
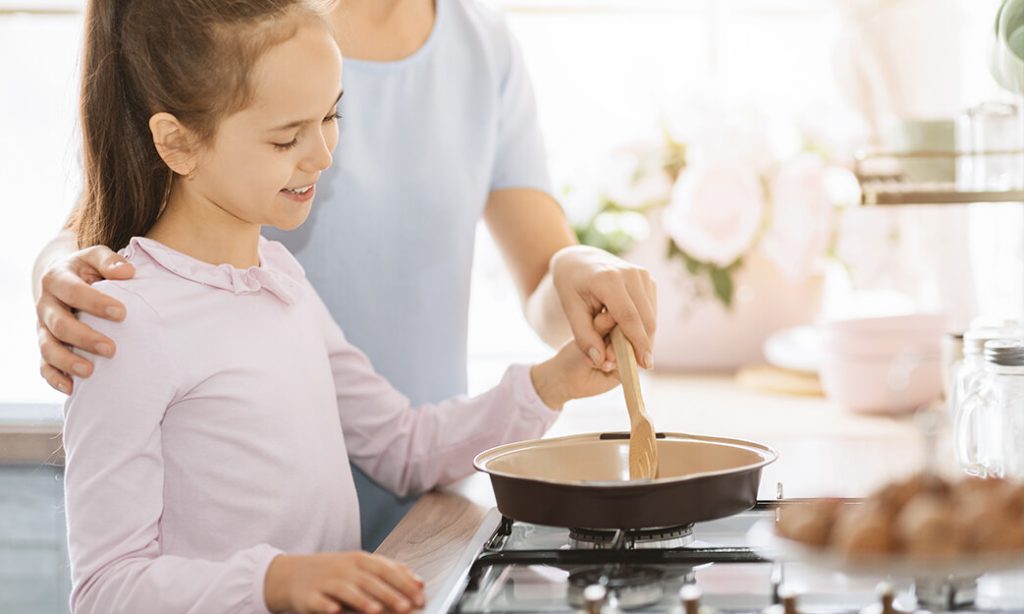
<box><xmin>342</xmin><ymin>0</ymin><xmax>444</xmax><ymax>72</ymax></box>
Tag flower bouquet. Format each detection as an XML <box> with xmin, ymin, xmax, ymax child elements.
<box><xmin>573</xmin><ymin>112</ymin><xmax>857</xmax><ymax>369</ymax></box>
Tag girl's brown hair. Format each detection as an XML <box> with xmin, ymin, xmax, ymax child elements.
<box><xmin>74</xmin><ymin>0</ymin><xmax>330</xmax><ymax>251</ymax></box>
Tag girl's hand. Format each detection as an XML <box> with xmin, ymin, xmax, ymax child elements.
<box><xmin>550</xmin><ymin>245</ymin><xmax>657</xmax><ymax>371</ymax></box>
<box><xmin>530</xmin><ymin>312</ymin><xmax>620</xmax><ymax>410</ymax></box>
<box><xmin>265</xmin><ymin>552</ymin><xmax>426</xmax><ymax>614</ymax></box>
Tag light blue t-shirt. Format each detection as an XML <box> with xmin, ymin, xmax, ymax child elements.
<box><xmin>264</xmin><ymin>0</ymin><xmax>551</xmax><ymax>549</ymax></box>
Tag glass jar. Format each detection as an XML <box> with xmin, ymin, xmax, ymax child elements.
<box><xmin>951</xmin><ymin>325</ymin><xmax>1020</xmax><ymax>470</ymax></box>
<box><xmin>956</xmin><ymin>339</ymin><xmax>1024</xmax><ymax>477</ymax></box>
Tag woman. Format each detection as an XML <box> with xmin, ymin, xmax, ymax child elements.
<box><xmin>33</xmin><ymin>0</ymin><xmax>657</xmax><ymax>549</ymax></box>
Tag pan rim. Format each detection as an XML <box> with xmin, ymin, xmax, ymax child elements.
<box><xmin>473</xmin><ymin>431</ymin><xmax>778</xmax><ymax>487</ymax></box>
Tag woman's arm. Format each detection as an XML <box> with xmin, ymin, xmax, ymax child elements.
<box><xmin>483</xmin><ymin>188</ymin><xmax>575</xmax><ymax>346</ymax></box>
<box><xmin>64</xmin><ymin>285</ymin><xmax>282</xmax><ymax>614</ymax></box>
<box><xmin>483</xmin><ymin>17</ymin><xmax>656</xmax><ymax>372</ymax></box>
<box><xmin>484</xmin><ymin>188</ymin><xmax>658</xmax><ymax>371</ymax></box>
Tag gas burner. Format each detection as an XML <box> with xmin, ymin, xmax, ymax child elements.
<box><xmin>567</xmin><ymin>565</ymin><xmax>665</xmax><ymax>609</ymax></box>
<box><xmin>914</xmin><ymin>575</ymin><xmax>979</xmax><ymax>610</ymax></box>
<box><xmin>569</xmin><ymin>525</ymin><xmax>695</xmax><ymax>550</ymax></box>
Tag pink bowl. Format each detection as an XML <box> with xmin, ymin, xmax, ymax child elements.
<box><xmin>824</xmin><ymin>313</ymin><xmax>947</xmax><ymax>336</ymax></box>
<box><xmin>820</xmin><ymin>313</ymin><xmax>946</xmax><ymax>413</ymax></box>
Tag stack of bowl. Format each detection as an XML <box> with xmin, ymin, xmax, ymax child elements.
<box><xmin>820</xmin><ymin>313</ymin><xmax>947</xmax><ymax>413</ymax></box>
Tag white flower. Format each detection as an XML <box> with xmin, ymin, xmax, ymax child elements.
<box><xmin>663</xmin><ymin>161</ymin><xmax>765</xmax><ymax>267</ymax></box>
<box><xmin>760</xmin><ymin>154</ymin><xmax>835</xmax><ymax>281</ymax></box>
<box><xmin>602</xmin><ymin>143</ymin><xmax>674</xmax><ymax>209</ymax></box>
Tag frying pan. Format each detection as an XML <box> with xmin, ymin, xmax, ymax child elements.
<box><xmin>474</xmin><ymin>432</ymin><xmax>777</xmax><ymax>529</ymax></box>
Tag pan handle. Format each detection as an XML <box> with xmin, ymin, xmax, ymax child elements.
<box><xmin>599</xmin><ymin>432</ymin><xmax>667</xmax><ymax>440</ymax></box>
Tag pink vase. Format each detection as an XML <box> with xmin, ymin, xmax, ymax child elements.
<box><xmin>627</xmin><ymin>220</ymin><xmax>824</xmax><ymax>371</ymax></box>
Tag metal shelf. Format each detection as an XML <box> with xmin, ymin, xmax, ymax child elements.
<box><xmin>855</xmin><ymin>148</ymin><xmax>1024</xmax><ymax>206</ymax></box>
<box><xmin>860</xmin><ymin>186</ymin><xmax>1024</xmax><ymax>206</ymax></box>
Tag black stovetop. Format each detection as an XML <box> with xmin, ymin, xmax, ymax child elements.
<box><xmin>433</xmin><ymin>501</ymin><xmax>1024</xmax><ymax>614</ymax></box>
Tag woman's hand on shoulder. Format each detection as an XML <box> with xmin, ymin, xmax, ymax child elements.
<box><xmin>35</xmin><ymin>245</ymin><xmax>134</xmax><ymax>394</ymax></box>
<box><xmin>550</xmin><ymin>245</ymin><xmax>656</xmax><ymax>371</ymax></box>
<box><xmin>264</xmin><ymin>551</ymin><xmax>426</xmax><ymax>614</ymax></box>
<box><xmin>531</xmin><ymin>311</ymin><xmax>620</xmax><ymax>410</ymax></box>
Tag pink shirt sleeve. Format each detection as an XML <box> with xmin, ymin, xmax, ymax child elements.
<box><xmin>315</xmin><ymin>293</ymin><xmax>559</xmax><ymax>497</ymax></box>
<box><xmin>63</xmin><ymin>284</ymin><xmax>282</xmax><ymax>614</ymax></box>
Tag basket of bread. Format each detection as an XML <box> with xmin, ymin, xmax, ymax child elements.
<box><xmin>751</xmin><ymin>474</ymin><xmax>1024</xmax><ymax>577</ymax></box>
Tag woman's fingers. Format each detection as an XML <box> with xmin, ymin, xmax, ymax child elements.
<box><xmin>75</xmin><ymin>244</ymin><xmax>135</xmax><ymax>284</ymax></box>
<box><xmin>34</xmin><ymin>247</ymin><xmax>132</xmax><ymax>390</ymax></box>
<box><xmin>629</xmin><ymin>273</ymin><xmax>657</xmax><ymax>338</ymax></box>
<box><xmin>646</xmin><ymin>276</ymin><xmax>658</xmax><ymax>319</ymax></box>
<box><xmin>39</xmin><ymin>359</ymin><xmax>72</xmax><ymax>395</ymax></box>
<box><xmin>624</xmin><ymin>274</ymin><xmax>657</xmax><ymax>367</ymax></box>
<box><xmin>43</xmin><ymin>264</ymin><xmax>126</xmax><ymax>322</ymax></box>
<box><xmin>593</xmin><ymin>311</ymin><xmax>617</xmax><ymax>337</ymax></box>
<box><xmin>592</xmin><ymin>267</ymin><xmax>657</xmax><ymax>368</ymax></box>
<box><xmin>600</xmin><ymin>292</ymin><xmax>651</xmax><ymax>368</ymax></box>
<box><xmin>37</xmin><ymin>323</ymin><xmax>93</xmax><ymax>381</ymax></box>
<box><xmin>562</xmin><ymin>293</ymin><xmax>613</xmax><ymax>371</ymax></box>
<box><xmin>37</xmin><ymin>294</ymin><xmax>115</xmax><ymax>358</ymax></box>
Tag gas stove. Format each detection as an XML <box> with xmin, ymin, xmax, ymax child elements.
<box><xmin>429</xmin><ymin>500</ymin><xmax>1024</xmax><ymax>614</ymax></box>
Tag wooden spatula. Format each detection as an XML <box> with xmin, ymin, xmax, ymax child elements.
<box><xmin>610</xmin><ymin>326</ymin><xmax>659</xmax><ymax>480</ymax></box>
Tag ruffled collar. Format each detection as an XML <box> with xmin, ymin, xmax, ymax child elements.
<box><xmin>122</xmin><ymin>236</ymin><xmax>305</xmax><ymax>305</ymax></box>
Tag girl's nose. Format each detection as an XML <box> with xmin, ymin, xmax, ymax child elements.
<box><xmin>300</xmin><ymin>132</ymin><xmax>334</xmax><ymax>172</ymax></box>
<box><xmin>311</xmin><ymin>140</ymin><xmax>333</xmax><ymax>171</ymax></box>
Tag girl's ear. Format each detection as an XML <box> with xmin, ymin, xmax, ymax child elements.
<box><xmin>149</xmin><ymin>112</ymin><xmax>199</xmax><ymax>177</ymax></box>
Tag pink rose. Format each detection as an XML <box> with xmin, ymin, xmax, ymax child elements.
<box><xmin>662</xmin><ymin>162</ymin><xmax>765</xmax><ymax>267</ymax></box>
<box><xmin>760</xmin><ymin>154</ymin><xmax>834</xmax><ymax>281</ymax></box>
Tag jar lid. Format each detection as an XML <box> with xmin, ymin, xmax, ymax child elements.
<box><xmin>984</xmin><ymin>339</ymin><xmax>1024</xmax><ymax>366</ymax></box>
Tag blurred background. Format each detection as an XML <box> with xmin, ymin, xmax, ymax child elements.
<box><xmin>0</xmin><ymin>0</ymin><xmax>1017</xmax><ymax>401</ymax></box>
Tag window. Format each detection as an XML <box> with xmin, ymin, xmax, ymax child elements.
<box><xmin>0</xmin><ymin>6</ymin><xmax>83</xmax><ymax>408</ymax></box>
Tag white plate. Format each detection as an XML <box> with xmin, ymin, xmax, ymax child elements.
<box><xmin>763</xmin><ymin>326</ymin><xmax>822</xmax><ymax>374</ymax></box>
<box><xmin>747</xmin><ymin>520</ymin><xmax>1024</xmax><ymax>579</ymax></box>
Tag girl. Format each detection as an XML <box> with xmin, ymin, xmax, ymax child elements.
<box><xmin>36</xmin><ymin>0</ymin><xmax>659</xmax><ymax>550</ymax></box>
<box><xmin>63</xmin><ymin>1</ymin><xmax>619</xmax><ymax>613</ymax></box>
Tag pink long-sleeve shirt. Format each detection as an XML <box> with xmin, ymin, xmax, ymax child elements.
<box><xmin>63</xmin><ymin>236</ymin><xmax>558</xmax><ymax>614</ymax></box>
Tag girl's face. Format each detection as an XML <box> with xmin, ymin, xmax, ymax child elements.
<box><xmin>189</xmin><ymin>19</ymin><xmax>343</xmax><ymax>231</ymax></box>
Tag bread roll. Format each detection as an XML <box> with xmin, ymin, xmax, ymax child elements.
<box><xmin>832</xmin><ymin>502</ymin><xmax>895</xmax><ymax>557</ymax></box>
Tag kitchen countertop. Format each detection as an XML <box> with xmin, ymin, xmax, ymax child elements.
<box><xmin>374</xmin><ymin>370</ymin><xmax>954</xmax><ymax>606</ymax></box>
<box><xmin>0</xmin><ymin>403</ymin><xmax>64</xmax><ymax>464</ymax></box>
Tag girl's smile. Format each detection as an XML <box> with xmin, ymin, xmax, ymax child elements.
<box><xmin>281</xmin><ymin>183</ymin><xmax>316</xmax><ymax>202</ymax></box>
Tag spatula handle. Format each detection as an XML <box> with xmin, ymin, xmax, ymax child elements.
<box><xmin>610</xmin><ymin>326</ymin><xmax>646</xmax><ymax>423</ymax></box>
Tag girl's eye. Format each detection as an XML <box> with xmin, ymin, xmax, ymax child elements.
<box><xmin>272</xmin><ymin>138</ymin><xmax>299</xmax><ymax>151</ymax></box>
<box><xmin>272</xmin><ymin>112</ymin><xmax>339</xmax><ymax>150</ymax></box>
